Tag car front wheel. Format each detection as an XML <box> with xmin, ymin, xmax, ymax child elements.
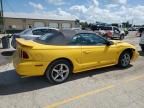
<box><xmin>46</xmin><ymin>60</ymin><xmax>72</xmax><ymax>84</ymax></box>
<box><xmin>118</xmin><ymin>51</ymin><xmax>131</xmax><ymax>68</ymax></box>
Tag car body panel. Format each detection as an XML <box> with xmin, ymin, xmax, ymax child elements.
<box><xmin>13</xmin><ymin>38</ymin><xmax>139</xmax><ymax>77</ymax></box>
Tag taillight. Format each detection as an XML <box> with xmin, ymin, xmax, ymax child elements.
<box><xmin>19</xmin><ymin>50</ymin><xmax>29</xmax><ymax>59</ymax></box>
<box><xmin>22</xmin><ymin>51</ymin><xmax>29</xmax><ymax>59</ymax></box>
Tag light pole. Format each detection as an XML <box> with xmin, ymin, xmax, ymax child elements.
<box><xmin>0</xmin><ymin>0</ymin><xmax>4</xmax><ymax>33</ymax></box>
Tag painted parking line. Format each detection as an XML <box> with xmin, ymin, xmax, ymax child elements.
<box><xmin>45</xmin><ymin>85</ymin><xmax>114</xmax><ymax>108</ymax></box>
<box><xmin>44</xmin><ymin>74</ymin><xmax>144</xmax><ymax>108</ymax></box>
<box><xmin>124</xmin><ymin>75</ymin><xmax>144</xmax><ymax>83</ymax></box>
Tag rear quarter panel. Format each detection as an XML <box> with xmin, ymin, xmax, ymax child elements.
<box><xmin>30</xmin><ymin>46</ymin><xmax>82</xmax><ymax>73</ymax></box>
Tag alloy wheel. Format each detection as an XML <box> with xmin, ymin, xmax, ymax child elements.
<box><xmin>121</xmin><ymin>53</ymin><xmax>130</xmax><ymax>67</ymax></box>
<box><xmin>51</xmin><ymin>64</ymin><xmax>70</xmax><ymax>82</ymax></box>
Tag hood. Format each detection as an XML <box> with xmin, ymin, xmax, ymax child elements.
<box><xmin>111</xmin><ymin>40</ymin><xmax>123</xmax><ymax>44</ymax></box>
<box><xmin>111</xmin><ymin>40</ymin><xmax>136</xmax><ymax>49</ymax></box>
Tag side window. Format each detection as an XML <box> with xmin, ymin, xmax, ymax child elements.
<box><xmin>32</xmin><ymin>29</ymin><xmax>43</xmax><ymax>35</ymax></box>
<box><xmin>80</xmin><ymin>33</ymin><xmax>107</xmax><ymax>45</ymax></box>
<box><xmin>69</xmin><ymin>35</ymin><xmax>81</xmax><ymax>45</ymax></box>
<box><xmin>114</xmin><ymin>28</ymin><xmax>120</xmax><ymax>33</ymax></box>
<box><xmin>41</xmin><ymin>29</ymin><xmax>50</xmax><ymax>34</ymax></box>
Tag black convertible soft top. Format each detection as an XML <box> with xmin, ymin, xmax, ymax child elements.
<box><xmin>34</xmin><ymin>30</ymin><xmax>95</xmax><ymax>45</ymax></box>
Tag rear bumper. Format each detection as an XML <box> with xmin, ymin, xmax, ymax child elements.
<box><xmin>13</xmin><ymin>54</ymin><xmax>49</xmax><ymax>76</ymax></box>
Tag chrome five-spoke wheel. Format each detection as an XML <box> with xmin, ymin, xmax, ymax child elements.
<box><xmin>118</xmin><ymin>51</ymin><xmax>131</xmax><ymax>68</ymax></box>
<box><xmin>46</xmin><ymin>60</ymin><xmax>72</xmax><ymax>84</ymax></box>
<box><xmin>121</xmin><ymin>53</ymin><xmax>130</xmax><ymax>67</ymax></box>
<box><xmin>51</xmin><ymin>64</ymin><xmax>70</xmax><ymax>82</ymax></box>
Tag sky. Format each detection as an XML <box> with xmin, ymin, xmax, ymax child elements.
<box><xmin>3</xmin><ymin>0</ymin><xmax>144</xmax><ymax>24</ymax></box>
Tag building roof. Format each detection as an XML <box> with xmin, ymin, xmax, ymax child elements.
<box><xmin>4</xmin><ymin>13</ymin><xmax>76</xmax><ymax>21</ymax></box>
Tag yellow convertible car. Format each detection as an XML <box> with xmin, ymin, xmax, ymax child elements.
<box><xmin>13</xmin><ymin>30</ymin><xmax>139</xmax><ymax>84</ymax></box>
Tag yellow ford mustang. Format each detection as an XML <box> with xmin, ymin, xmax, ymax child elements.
<box><xmin>13</xmin><ymin>31</ymin><xmax>139</xmax><ymax>84</ymax></box>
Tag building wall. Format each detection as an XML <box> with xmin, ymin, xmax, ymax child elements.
<box><xmin>4</xmin><ymin>17</ymin><xmax>79</xmax><ymax>30</ymax></box>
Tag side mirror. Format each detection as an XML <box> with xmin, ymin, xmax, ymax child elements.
<box><xmin>106</xmin><ymin>41</ymin><xmax>114</xmax><ymax>46</ymax></box>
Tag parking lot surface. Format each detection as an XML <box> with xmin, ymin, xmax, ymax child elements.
<box><xmin>0</xmin><ymin>32</ymin><xmax>144</xmax><ymax>108</ymax></box>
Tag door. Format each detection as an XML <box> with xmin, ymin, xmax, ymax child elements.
<box><xmin>79</xmin><ymin>33</ymin><xmax>117</xmax><ymax>69</ymax></box>
<box><xmin>113</xmin><ymin>27</ymin><xmax>120</xmax><ymax>38</ymax></box>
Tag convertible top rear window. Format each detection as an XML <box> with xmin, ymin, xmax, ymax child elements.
<box><xmin>34</xmin><ymin>32</ymin><xmax>68</xmax><ymax>45</ymax></box>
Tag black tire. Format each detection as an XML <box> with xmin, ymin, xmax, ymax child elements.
<box><xmin>45</xmin><ymin>60</ymin><xmax>72</xmax><ymax>84</ymax></box>
<box><xmin>120</xmin><ymin>34</ymin><xmax>124</xmax><ymax>40</ymax></box>
<box><xmin>117</xmin><ymin>51</ymin><xmax>131</xmax><ymax>68</ymax></box>
<box><xmin>140</xmin><ymin>45</ymin><xmax>144</xmax><ymax>52</ymax></box>
<box><xmin>11</xmin><ymin>38</ymin><xmax>16</xmax><ymax>49</ymax></box>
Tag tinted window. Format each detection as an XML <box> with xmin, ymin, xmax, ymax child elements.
<box><xmin>69</xmin><ymin>35</ymin><xmax>81</xmax><ymax>45</ymax></box>
<box><xmin>41</xmin><ymin>29</ymin><xmax>51</xmax><ymax>34</ymax></box>
<box><xmin>32</xmin><ymin>29</ymin><xmax>44</xmax><ymax>35</ymax></box>
<box><xmin>114</xmin><ymin>27</ymin><xmax>120</xmax><ymax>33</ymax></box>
<box><xmin>78</xmin><ymin>33</ymin><xmax>107</xmax><ymax>45</ymax></box>
<box><xmin>33</xmin><ymin>29</ymin><xmax>60</xmax><ymax>35</ymax></box>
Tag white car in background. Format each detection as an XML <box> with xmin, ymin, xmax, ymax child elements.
<box><xmin>91</xmin><ymin>26</ymin><xmax>126</xmax><ymax>40</ymax></box>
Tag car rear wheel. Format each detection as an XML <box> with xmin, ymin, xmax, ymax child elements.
<box><xmin>118</xmin><ymin>51</ymin><xmax>131</xmax><ymax>68</ymax></box>
<box><xmin>46</xmin><ymin>60</ymin><xmax>72</xmax><ymax>84</ymax></box>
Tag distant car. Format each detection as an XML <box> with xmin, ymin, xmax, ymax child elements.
<box><xmin>91</xmin><ymin>26</ymin><xmax>126</xmax><ymax>40</ymax></box>
<box><xmin>139</xmin><ymin>31</ymin><xmax>144</xmax><ymax>52</ymax></box>
<box><xmin>136</xmin><ymin>28</ymin><xmax>144</xmax><ymax>37</ymax></box>
<box><xmin>102</xmin><ymin>26</ymin><xmax>125</xmax><ymax>39</ymax></box>
<box><xmin>128</xmin><ymin>27</ymin><xmax>137</xmax><ymax>31</ymax></box>
<box><xmin>13</xmin><ymin>30</ymin><xmax>139</xmax><ymax>84</ymax></box>
<box><xmin>11</xmin><ymin>27</ymin><xmax>59</xmax><ymax>48</ymax></box>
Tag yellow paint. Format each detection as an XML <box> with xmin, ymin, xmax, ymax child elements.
<box><xmin>13</xmin><ymin>38</ymin><xmax>139</xmax><ymax>76</ymax></box>
<box><xmin>124</xmin><ymin>75</ymin><xmax>144</xmax><ymax>83</ymax></box>
<box><xmin>46</xmin><ymin>85</ymin><xmax>114</xmax><ymax>108</ymax></box>
<box><xmin>44</xmin><ymin>74</ymin><xmax>144</xmax><ymax>108</ymax></box>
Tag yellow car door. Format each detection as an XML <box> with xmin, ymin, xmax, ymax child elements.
<box><xmin>79</xmin><ymin>33</ymin><xmax>117</xmax><ymax>70</ymax></box>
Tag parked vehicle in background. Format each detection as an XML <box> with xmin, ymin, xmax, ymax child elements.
<box><xmin>91</xmin><ymin>25</ymin><xmax>126</xmax><ymax>40</ymax></box>
<box><xmin>139</xmin><ymin>29</ymin><xmax>144</xmax><ymax>52</ymax></box>
<box><xmin>136</xmin><ymin>28</ymin><xmax>144</xmax><ymax>37</ymax></box>
<box><xmin>13</xmin><ymin>30</ymin><xmax>139</xmax><ymax>84</ymax></box>
<box><xmin>11</xmin><ymin>27</ymin><xmax>59</xmax><ymax>48</ymax></box>
<box><xmin>128</xmin><ymin>27</ymin><xmax>137</xmax><ymax>31</ymax></box>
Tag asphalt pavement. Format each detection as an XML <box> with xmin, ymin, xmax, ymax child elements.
<box><xmin>0</xmin><ymin>32</ymin><xmax>144</xmax><ymax>108</ymax></box>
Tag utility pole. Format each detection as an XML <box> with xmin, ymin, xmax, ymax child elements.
<box><xmin>0</xmin><ymin>0</ymin><xmax>4</xmax><ymax>33</ymax></box>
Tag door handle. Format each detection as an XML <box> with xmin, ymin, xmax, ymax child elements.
<box><xmin>83</xmin><ymin>50</ymin><xmax>93</xmax><ymax>54</ymax></box>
